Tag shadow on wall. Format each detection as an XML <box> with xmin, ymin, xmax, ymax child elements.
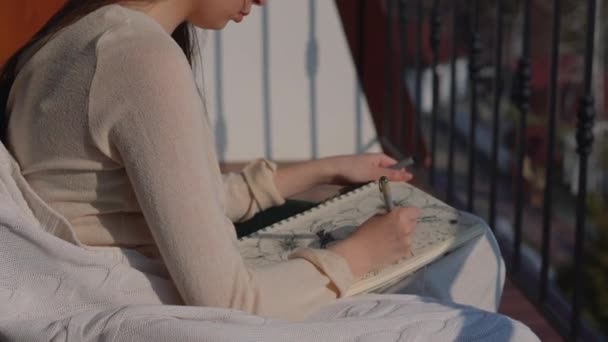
<box><xmin>199</xmin><ymin>0</ymin><xmax>382</xmax><ymax>162</ymax></box>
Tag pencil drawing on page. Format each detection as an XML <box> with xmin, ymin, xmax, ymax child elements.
<box><xmin>238</xmin><ymin>182</ymin><xmax>481</xmax><ymax>271</ymax></box>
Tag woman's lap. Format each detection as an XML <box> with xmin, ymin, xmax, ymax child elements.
<box><xmin>242</xmin><ymin>203</ymin><xmax>506</xmax><ymax>312</ymax></box>
<box><xmin>378</xmin><ymin>215</ymin><xmax>506</xmax><ymax>312</ymax></box>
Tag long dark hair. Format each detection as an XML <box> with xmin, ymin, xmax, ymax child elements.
<box><xmin>0</xmin><ymin>0</ymin><xmax>198</xmax><ymax>144</ymax></box>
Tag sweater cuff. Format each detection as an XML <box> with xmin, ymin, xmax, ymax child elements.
<box><xmin>288</xmin><ymin>247</ymin><xmax>354</xmax><ymax>297</ymax></box>
<box><xmin>241</xmin><ymin>159</ymin><xmax>286</xmax><ymax>210</ymax></box>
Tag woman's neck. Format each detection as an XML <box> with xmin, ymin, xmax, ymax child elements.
<box><xmin>118</xmin><ymin>0</ymin><xmax>191</xmax><ymax>33</ymax></box>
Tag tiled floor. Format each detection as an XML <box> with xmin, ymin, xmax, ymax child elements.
<box><xmin>499</xmin><ymin>278</ymin><xmax>564</xmax><ymax>341</ymax></box>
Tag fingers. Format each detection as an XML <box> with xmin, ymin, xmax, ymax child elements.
<box><xmin>377</xmin><ymin>153</ymin><xmax>398</xmax><ymax>167</ymax></box>
<box><xmin>400</xmin><ymin>206</ymin><xmax>422</xmax><ymax>217</ymax></box>
<box><xmin>395</xmin><ymin>169</ymin><xmax>413</xmax><ymax>181</ymax></box>
<box><xmin>393</xmin><ymin>207</ymin><xmax>421</xmax><ymax>234</ymax></box>
<box><xmin>383</xmin><ymin>208</ymin><xmax>418</xmax><ymax>249</ymax></box>
<box><xmin>397</xmin><ymin>207</ymin><xmax>421</xmax><ymax>223</ymax></box>
<box><xmin>376</xmin><ymin>168</ymin><xmax>413</xmax><ymax>182</ymax></box>
<box><xmin>354</xmin><ymin>205</ymin><xmax>421</xmax><ymax>269</ymax></box>
<box><xmin>372</xmin><ymin>153</ymin><xmax>413</xmax><ymax>182</ymax></box>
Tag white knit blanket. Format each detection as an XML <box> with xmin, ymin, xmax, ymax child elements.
<box><xmin>0</xmin><ymin>144</ymin><xmax>539</xmax><ymax>341</ymax></box>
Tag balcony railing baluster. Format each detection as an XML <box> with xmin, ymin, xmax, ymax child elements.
<box><xmin>571</xmin><ymin>0</ymin><xmax>597</xmax><ymax>338</ymax></box>
<box><xmin>467</xmin><ymin>0</ymin><xmax>481</xmax><ymax>212</ymax></box>
<box><xmin>540</xmin><ymin>0</ymin><xmax>561</xmax><ymax>305</ymax></box>
<box><xmin>384</xmin><ymin>0</ymin><xmax>395</xmax><ymax>151</ymax></box>
<box><xmin>307</xmin><ymin>0</ymin><xmax>319</xmax><ymax>159</ymax></box>
<box><xmin>489</xmin><ymin>0</ymin><xmax>504</xmax><ymax>230</ymax></box>
<box><xmin>355</xmin><ymin>0</ymin><xmax>366</xmax><ymax>153</ymax></box>
<box><xmin>398</xmin><ymin>0</ymin><xmax>408</xmax><ymax>151</ymax></box>
<box><xmin>414</xmin><ymin>0</ymin><xmax>423</xmax><ymax>162</ymax></box>
<box><xmin>214</xmin><ymin>32</ymin><xmax>227</xmax><ymax>161</ymax></box>
<box><xmin>262</xmin><ymin>6</ymin><xmax>273</xmax><ymax>159</ymax></box>
<box><xmin>447</xmin><ymin>0</ymin><xmax>458</xmax><ymax>204</ymax></box>
<box><xmin>512</xmin><ymin>0</ymin><xmax>532</xmax><ymax>274</ymax></box>
<box><xmin>430</xmin><ymin>0</ymin><xmax>441</xmax><ymax>187</ymax></box>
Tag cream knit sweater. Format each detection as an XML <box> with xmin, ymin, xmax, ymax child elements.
<box><xmin>6</xmin><ymin>4</ymin><xmax>353</xmax><ymax>320</ymax></box>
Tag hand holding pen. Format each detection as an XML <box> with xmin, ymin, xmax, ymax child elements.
<box><xmin>378</xmin><ymin>157</ymin><xmax>415</xmax><ymax>212</ymax></box>
<box><xmin>325</xmin><ymin>157</ymin><xmax>420</xmax><ymax>277</ymax></box>
<box><xmin>338</xmin><ymin>157</ymin><xmax>415</xmax><ymax>195</ymax></box>
<box><xmin>378</xmin><ymin>174</ymin><xmax>418</xmax><ymax>258</ymax></box>
<box><xmin>328</xmin><ymin>200</ymin><xmax>421</xmax><ymax>278</ymax></box>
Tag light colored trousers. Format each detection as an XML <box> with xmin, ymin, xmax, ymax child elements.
<box><xmin>381</xmin><ymin>212</ymin><xmax>506</xmax><ymax>313</ymax></box>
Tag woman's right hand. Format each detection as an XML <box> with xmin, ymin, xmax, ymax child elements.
<box><xmin>328</xmin><ymin>207</ymin><xmax>421</xmax><ymax>279</ymax></box>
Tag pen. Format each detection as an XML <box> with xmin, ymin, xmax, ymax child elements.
<box><xmin>338</xmin><ymin>157</ymin><xmax>415</xmax><ymax>196</ymax></box>
<box><xmin>389</xmin><ymin>157</ymin><xmax>415</xmax><ymax>170</ymax></box>
<box><xmin>379</xmin><ymin>176</ymin><xmax>394</xmax><ymax>212</ymax></box>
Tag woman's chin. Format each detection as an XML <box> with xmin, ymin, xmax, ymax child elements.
<box><xmin>190</xmin><ymin>13</ymin><xmax>246</xmax><ymax>29</ymax></box>
<box><xmin>192</xmin><ymin>21</ymin><xmax>229</xmax><ymax>30</ymax></box>
<box><xmin>232</xmin><ymin>13</ymin><xmax>245</xmax><ymax>23</ymax></box>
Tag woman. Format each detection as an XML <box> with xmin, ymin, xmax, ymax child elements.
<box><xmin>0</xmin><ymin>0</ymin><xmax>500</xmax><ymax>322</ymax></box>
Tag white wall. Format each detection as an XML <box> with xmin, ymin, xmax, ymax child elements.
<box><xmin>198</xmin><ymin>1</ymin><xmax>381</xmax><ymax>162</ymax></box>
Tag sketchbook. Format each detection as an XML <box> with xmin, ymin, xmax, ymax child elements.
<box><xmin>237</xmin><ymin>181</ymin><xmax>486</xmax><ymax>296</ymax></box>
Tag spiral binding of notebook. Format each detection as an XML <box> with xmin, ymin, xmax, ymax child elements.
<box><xmin>238</xmin><ymin>181</ymin><xmax>377</xmax><ymax>240</ymax></box>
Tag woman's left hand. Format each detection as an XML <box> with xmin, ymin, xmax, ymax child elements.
<box><xmin>320</xmin><ymin>153</ymin><xmax>413</xmax><ymax>185</ymax></box>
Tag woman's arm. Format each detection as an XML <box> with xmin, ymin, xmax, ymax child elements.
<box><xmin>222</xmin><ymin>154</ymin><xmax>411</xmax><ymax>223</ymax></box>
<box><xmin>222</xmin><ymin>160</ymin><xmax>285</xmax><ymax>222</ymax></box>
<box><xmin>89</xmin><ymin>26</ymin><xmax>354</xmax><ymax>320</ymax></box>
<box><xmin>273</xmin><ymin>155</ymin><xmax>412</xmax><ymax>199</ymax></box>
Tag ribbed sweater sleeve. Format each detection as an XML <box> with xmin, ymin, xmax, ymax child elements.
<box><xmin>86</xmin><ymin>18</ymin><xmax>353</xmax><ymax>320</ymax></box>
<box><xmin>222</xmin><ymin>159</ymin><xmax>285</xmax><ymax>223</ymax></box>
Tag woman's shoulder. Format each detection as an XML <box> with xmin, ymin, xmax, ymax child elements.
<box><xmin>93</xmin><ymin>5</ymin><xmax>186</xmax><ymax>63</ymax></box>
<box><xmin>20</xmin><ymin>4</ymin><xmax>184</xmax><ymax>74</ymax></box>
